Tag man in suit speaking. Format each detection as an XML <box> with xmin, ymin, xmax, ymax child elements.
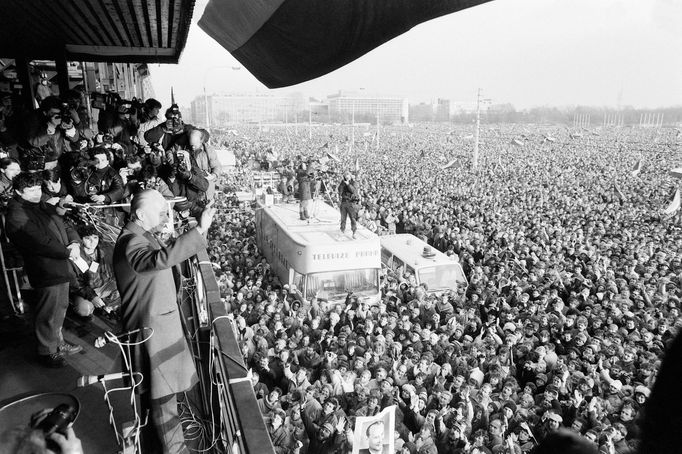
<box><xmin>113</xmin><ymin>189</ymin><xmax>215</xmax><ymax>454</ymax></box>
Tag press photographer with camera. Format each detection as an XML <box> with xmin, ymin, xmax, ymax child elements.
<box><xmin>70</xmin><ymin>147</ymin><xmax>124</xmax><ymax>205</ymax></box>
<box><xmin>188</xmin><ymin>128</ymin><xmax>221</xmax><ymax>200</ymax></box>
<box><xmin>338</xmin><ymin>172</ymin><xmax>360</xmax><ymax>238</ymax></box>
<box><xmin>24</xmin><ymin>96</ymin><xmax>79</xmax><ymax>171</ymax></box>
<box><xmin>120</xmin><ymin>157</ymin><xmax>175</xmax><ymax>202</ymax></box>
<box><xmin>161</xmin><ymin>147</ymin><xmax>209</xmax><ymax>218</ymax></box>
<box><xmin>41</xmin><ymin>167</ymin><xmax>73</xmax><ymax>216</ymax></box>
<box><xmin>143</xmin><ymin>104</ymin><xmax>195</xmax><ymax>151</ymax></box>
<box><xmin>136</xmin><ymin>98</ymin><xmax>163</xmax><ymax>147</ymax></box>
<box><xmin>100</xmin><ymin>99</ymin><xmax>139</xmax><ymax>157</ymax></box>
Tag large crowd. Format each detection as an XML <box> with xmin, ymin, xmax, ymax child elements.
<box><xmin>2</xmin><ymin>86</ymin><xmax>682</xmax><ymax>454</ymax></box>
<box><xmin>207</xmin><ymin>122</ymin><xmax>681</xmax><ymax>454</ymax></box>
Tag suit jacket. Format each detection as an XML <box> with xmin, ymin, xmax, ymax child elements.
<box><xmin>113</xmin><ymin>221</ymin><xmax>205</xmax><ymax>399</ymax></box>
<box><xmin>358</xmin><ymin>446</ymin><xmax>391</xmax><ymax>454</ymax></box>
<box><xmin>5</xmin><ymin>195</ymin><xmax>79</xmax><ymax>288</ymax></box>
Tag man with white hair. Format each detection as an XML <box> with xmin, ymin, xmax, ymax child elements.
<box><xmin>113</xmin><ymin>189</ymin><xmax>215</xmax><ymax>454</ymax></box>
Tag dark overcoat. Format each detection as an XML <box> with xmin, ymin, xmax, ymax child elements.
<box><xmin>5</xmin><ymin>195</ymin><xmax>79</xmax><ymax>288</ymax></box>
<box><xmin>113</xmin><ymin>221</ymin><xmax>204</xmax><ymax>399</ymax></box>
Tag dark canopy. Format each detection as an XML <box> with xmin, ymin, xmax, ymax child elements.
<box><xmin>199</xmin><ymin>0</ymin><xmax>494</xmax><ymax>88</ymax></box>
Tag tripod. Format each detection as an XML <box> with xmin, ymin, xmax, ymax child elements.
<box><xmin>317</xmin><ymin>176</ymin><xmax>338</xmax><ymax>208</ymax></box>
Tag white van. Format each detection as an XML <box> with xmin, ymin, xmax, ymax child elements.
<box><xmin>380</xmin><ymin>234</ymin><xmax>468</xmax><ymax>293</ymax></box>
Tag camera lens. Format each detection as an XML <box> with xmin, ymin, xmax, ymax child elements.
<box><xmin>35</xmin><ymin>404</ymin><xmax>77</xmax><ymax>436</ymax></box>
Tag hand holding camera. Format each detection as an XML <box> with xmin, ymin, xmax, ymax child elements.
<box><xmin>30</xmin><ymin>405</ymin><xmax>82</xmax><ymax>454</ymax></box>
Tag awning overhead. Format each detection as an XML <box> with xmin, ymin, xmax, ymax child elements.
<box><xmin>0</xmin><ymin>0</ymin><xmax>195</xmax><ymax>63</ymax></box>
<box><xmin>199</xmin><ymin>0</ymin><xmax>494</xmax><ymax>88</ymax></box>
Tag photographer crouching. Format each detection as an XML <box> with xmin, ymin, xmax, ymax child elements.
<box><xmin>338</xmin><ymin>172</ymin><xmax>360</xmax><ymax>238</ymax></box>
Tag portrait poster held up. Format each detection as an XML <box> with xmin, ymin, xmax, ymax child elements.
<box><xmin>351</xmin><ymin>405</ymin><xmax>395</xmax><ymax>454</ymax></box>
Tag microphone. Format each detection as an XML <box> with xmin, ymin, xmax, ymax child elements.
<box><xmin>77</xmin><ymin>372</ymin><xmax>129</xmax><ymax>387</ymax></box>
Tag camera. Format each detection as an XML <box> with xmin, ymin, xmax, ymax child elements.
<box><xmin>22</xmin><ymin>146</ymin><xmax>47</xmax><ymax>172</ymax></box>
<box><xmin>164</xmin><ymin>104</ymin><xmax>184</xmax><ymax>134</ymax></box>
<box><xmin>59</xmin><ymin>103</ymin><xmax>74</xmax><ymax>126</ymax></box>
<box><xmin>33</xmin><ymin>404</ymin><xmax>77</xmax><ymax>436</ymax></box>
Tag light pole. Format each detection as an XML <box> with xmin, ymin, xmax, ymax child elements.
<box><xmin>203</xmin><ymin>66</ymin><xmax>240</xmax><ymax>130</ymax></box>
<box><xmin>472</xmin><ymin>88</ymin><xmax>491</xmax><ymax>168</ymax></box>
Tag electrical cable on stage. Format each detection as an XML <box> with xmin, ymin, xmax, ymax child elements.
<box><xmin>80</xmin><ymin>327</ymin><xmax>154</xmax><ymax>454</ymax></box>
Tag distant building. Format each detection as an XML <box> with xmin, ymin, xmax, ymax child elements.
<box><xmin>408</xmin><ymin>98</ymin><xmax>456</xmax><ymax>123</ymax></box>
<box><xmin>327</xmin><ymin>90</ymin><xmax>408</xmax><ymax>124</ymax></box>
<box><xmin>435</xmin><ymin>98</ymin><xmax>451</xmax><ymax>122</ymax></box>
<box><xmin>191</xmin><ymin>92</ymin><xmax>307</xmax><ymax>126</ymax></box>
<box><xmin>409</xmin><ymin>102</ymin><xmax>435</xmax><ymax>122</ymax></box>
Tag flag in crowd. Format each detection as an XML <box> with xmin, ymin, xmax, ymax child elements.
<box><xmin>442</xmin><ymin>159</ymin><xmax>458</xmax><ymax>170</ymax></box>
<box><xmin>614</xmin><ymin>183</ymin><xmax>626</xmax><ymax>202</ymax></box>
<box><xmin>631</xmin><ymin>158</ymin><xmax>643</xmax><ymax>177</ymax></box>
<box><xmin>663</xmin><ymin>188</ymin><xmax>681</xmax><ymax>216</ymax></box>
<box><xmin>327</xmin><ymin>149</ymin><xmax>341</xmax><ymax>163</ymax></box>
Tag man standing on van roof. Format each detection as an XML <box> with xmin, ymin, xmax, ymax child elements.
<box><xmin>338</xmin><ymin>172</ymin><xmax>359</xmax><ymax>238</ymax></box>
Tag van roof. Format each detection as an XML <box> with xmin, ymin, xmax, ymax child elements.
<box><xmin>261</xmin><ymin>200</ymin><xmax>377</xmax><ymax>244</ymax></box>
<box><xmin>380</xmin><ymin>234</ymin><xmax>453</xmax><ymax>267</ymax></box>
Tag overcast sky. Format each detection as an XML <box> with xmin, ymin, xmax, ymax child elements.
<box><xmin>152</xmin><ymin>0</ymin><xmax>682</xmax><ymax>110</ymax></box>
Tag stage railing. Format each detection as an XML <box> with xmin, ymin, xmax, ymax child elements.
<box><xmin>182</xmin><ymin>249</ymin><xmax>275</xmax><ymax>454</ymax></box>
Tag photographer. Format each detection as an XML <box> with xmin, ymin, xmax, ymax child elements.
<box><xmin>101</xmin><ymin>99</ymin><xmax>138</xmax><ymax>157</ymax></box>
<box><xmin>24</xmin><ymin>96</ymin><xmax>79</xmax><ymax>170</ymax></box>
<box><xmin>121</xmin><ymin>161</ymin><xmax>174</xmax><ymax>201</ymax></box>
<box><xmin>337</xmin><ymin>172</ymin><xmax>359</xmax><ymax>238</ymax></box>
<box><xmin>136</xmin><ymin>98</ymin><xmax>163</xmax><ymax>147</ymax></box>
<box><xmin>188</xmin><ymin>129</ymin><xmax>221</xmax><ymax>200</ymax></box>
<box><xmin>60</xmin><ymin>90</ymin><xmax>84</xmax><ymax>132</ymax></box>
<box><xmin>143</xmin><ymin>104</ymin><xmax>195</xmax><ymax>151</ymax></box>
<box><xmin>70</xmin><ymin>147</ymin><xmax>124</xmax><ymax>205</ymax></box>
<box><xmin>41</xmin><ymin>167</ymin><xmax>73</xmax><ymax>216</ymax></box>
<box><xmin>297</xmin><ymin>163</ymin><xmax>315</xmax><ymax>221</ymax></box>
<box><xmin>161</xmin><ymin>148</ymin><xmax>209</xmax><ymax>218</ymax></box>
